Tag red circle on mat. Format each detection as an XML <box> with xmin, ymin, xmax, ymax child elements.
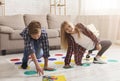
<box><xmin>55</xmin><ymin>54</ymin><xmax>63</xmax><ymax>56</ymax></box>
<box><xmin>10</xmin><ymin>58</ymin><xmax>20</xmax><ymax>61</ymax></box>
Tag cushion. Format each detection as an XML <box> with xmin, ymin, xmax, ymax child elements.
<box><xmin>10</xmin><ymin>30</ymin><xmax>23</xmax><ymax>40</ymax></box>
<box><xmin>86</xmin><ymin>24</ymin><xmax>100</xmax><ymax>37</ymax></box>
<box><xmin>24</xmin><ymin>14</ymin><xmax>48</xmax><ymax>29</ymax></box>
<box><xmin>0</xmin><ymin>26</ymin><xmax>14</xmax><ymax>33</ymax></box>
<box><xmin>0</xmin><ymin>14</ymin><xmax>25</xmax><ymax>30</ymax></box>
<box><xmin>47</xmin><ymin>14</ymin><xmax>71</xmax><ymax>29</ymax></box>
<box><xmin>46</xmin><ymin>29</ymin><xmax>59</xmax><ymax>38</ymax></box>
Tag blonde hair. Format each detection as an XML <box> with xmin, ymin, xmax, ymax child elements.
<box><xmin>61</xmin><ymin>21</ymin><xmax>69</xmax><ymax>50</ymax></box>
<box><xmin>28</xmin><ymin>20</ymin><xmax>41</xmax><ymax>35</ymax></box>
<box><xmin>61</xmin><ymin>21</ymin><xmax>81</xmax><ymax>50</ymax></box>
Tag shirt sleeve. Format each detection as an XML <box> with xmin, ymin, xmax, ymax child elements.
<box><xmin>64</xmin><ymin>34</ymin><xmax>75</xmax><ymax>65</ymax></box>
<box><xmin>66</xmin><ymin>34</ymin><xmax>76</xmax><ymax>55</ymax></box>
<box><xmin>76</xmin><ymin>23</ymin><xmax>99</xmax><ymax>44</ymax></box>
<box><xmin>41</xmin><ymin>30</ymin><xmax>50</xmax><ymax>57</ymax></box>
<box><xmin>20</xmin><ymin>28</ymin><xmax>35</xmax><ymax>55</ymax></box>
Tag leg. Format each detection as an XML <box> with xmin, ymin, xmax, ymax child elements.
<box><xmin>93</xmin><ymin>40</ymin><xmax>112</xmax><ymax>64</ymax></box>
<box><xmin>86</xmin><ymin>50</ymin><xmax>92</xmax><ymax>59</ymax></box>
<box><xmin>36</xmin><ymin>48</ymin><xmax>43</xmax><ymax>59</ymax></box>
<box><xmin>21</xmin><ymin>49</ymin><xmax>29</xmax><ymax>69</ymax></box>
<box><xmin>97</xmin><ymin>40</ymin><xmax>112</xmax><ymax>56</ymax></box>
<box><xmin>86</xmin><ymin>44</ymin><xmax>101</xmax><ymax>60</ymax></box>
<box><xmin>34</xmin><ymin>43</ymin><xmax>54</xmax><ymax>71</ymax></box>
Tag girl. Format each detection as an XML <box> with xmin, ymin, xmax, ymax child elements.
<box><xmin>61</xmin><ymin>21</ymin><xmax>112</xmax><ymax>68</ymax></box>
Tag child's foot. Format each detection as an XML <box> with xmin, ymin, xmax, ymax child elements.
<box><xmin>86</xmin><ymin>54</ymin><xmax>90</xmax><ymax>61</ymax></box>
<box><xmin>63</xmin><ymin>65</ymin><xmax>72</xmax><ymax>69</ymax></box>
<box><xmin>21</xmin><ymin>62</ymin><xmax>28</xmax><ymax>69</ymax></box>
<box><xmin>93</xmin><ymin>57</ymin><xmax>107</xmax><ymax>64</ymax></box>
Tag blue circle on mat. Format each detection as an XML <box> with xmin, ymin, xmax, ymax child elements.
<box><xmin>15</xmin><ymin>62</ymin><xmax>22</xmax><ymax>65</ymax></box>
<box><xmin>91</xmin><ymin>54</ymin><xmax>96</xmax><ymax>56</ymax></box>
<box><xmin>62</xmin><ymin>56</ymin><xmax>66</xmax><ymax>59</ymax></box>
<box><xmin>37</xmin><ymin>59</ymin><xmax>41</xmax><ymax>62</ymax></box>
<box><xmin>48</xmin><ymin>58</ymin><xmax>57</xmax><ymax>61</ymax></box>
<box><xmin>107</xmin><ymin>59</ymin><xmax>118</xmax><ymax>62</ymax></box>
<box><xmin>82</xmin><ymin>63</ymin><xmax>90</xmax><ymax>67</ymax></box>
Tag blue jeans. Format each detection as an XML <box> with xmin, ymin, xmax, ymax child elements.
<box><xmin>22</xmin><ymin>40</ymin><xmax>43</xmax><ymax>64</ymax></box>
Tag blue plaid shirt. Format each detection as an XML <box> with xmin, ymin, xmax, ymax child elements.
<box><xmin>20</xmin><ymin>27</ymin><xmax>50</xmax><ymax>57</ymax></box>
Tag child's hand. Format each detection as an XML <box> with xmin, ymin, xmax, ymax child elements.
<box><xmin>36</xmin><ymin>65</ymin><xmax>44</xmax><ymax>76</ymax></box>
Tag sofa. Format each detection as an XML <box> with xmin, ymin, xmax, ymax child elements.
<box><xmin>0</xmin><ymin>14</ymin><xmax>72</xmax><ymax>55</ymax></box>
<box><xmin>0</xmin><ymin>14</ymin><xmax>116</xmax><ymax>55</ymax></box>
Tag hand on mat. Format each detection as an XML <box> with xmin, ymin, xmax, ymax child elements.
<box><xmin>36</xmin><ymin>65</ymin><xmax>44</xmax><ymax>76</ymax></box>
<box><xmin>44</xmin><ymin>67</ymin><xmax>55</xmax><ymax>71</ymax></box>
<box><xmin>63</xmin><ymin>65</ymin><xmax>72</xmax><ymax>69</ymax></box>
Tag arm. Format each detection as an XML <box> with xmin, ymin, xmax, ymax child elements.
<box><xmin>30</xmin><ymin>53</ymin><xmax>44</xmax><ymax>75</ymax></box>
<box><xmin>41</xmin><ymin>30</ymin><xmax>50</xmax><ymax>69</ymax></box>
<box><xmin>41</xmin><ymin>30</ymin><xmax>50</xmax><ymax>58</ymax></box>
<box><xmin>65</xmin><ymin>34</ymin><xmax>75</xmax><ymax>65</ymax></box>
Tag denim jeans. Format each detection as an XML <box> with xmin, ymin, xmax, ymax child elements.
<box><xmin>22</xmin><ymin>40</ymin><xmax>43</xmax><ymax>64</ymax></box>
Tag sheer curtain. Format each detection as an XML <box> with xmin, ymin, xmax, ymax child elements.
<box><xmin>80</xmin><ymin>0</ymin><xmax>120</xmax><ymax>43</ymax></box>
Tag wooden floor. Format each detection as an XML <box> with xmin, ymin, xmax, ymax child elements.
<box><xmin>0</xmin><ymin>44</ymin><xmax>120</xmax><ymax>81</ymax></box>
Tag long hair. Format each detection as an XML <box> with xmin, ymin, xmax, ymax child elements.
<box><xmin>61</xmin><ymin>21</ymin><xmax>81</xmax><ymax>50</ymax></box>
<box><xmin>75</xmin><ymin>26</ymin><xmax>81</xmax><ymax>38</ymax></box>
<box><xmin>61</xmin><ymin>21</ymin><xmax>69</xmax><ymax>50</ymax></box>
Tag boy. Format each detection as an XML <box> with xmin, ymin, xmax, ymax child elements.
<box><xmin>20</xmin><ymin>20</ymin><xmax>54</xmax><ymax>75</ymax></box>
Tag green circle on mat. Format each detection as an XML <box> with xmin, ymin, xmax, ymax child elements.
<box><xmin>82</xmin><ymin>63</ymin><xmax>90</xmax><ymax>67</ymax></box>
<box><xmin>107</xmin><ymin>59</ymin><xmax>118</xmax><ymax>62</ymax></box>
<box><xmin>24</xmin><ymin>70</ymin><xmax>37</xmax><ymax>75</ymax></box>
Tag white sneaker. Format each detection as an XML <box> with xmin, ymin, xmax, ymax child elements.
<box><xmin>93</xmin><ymin>57</ymin><xmax>107</xmax><ymax>64</ymax></box>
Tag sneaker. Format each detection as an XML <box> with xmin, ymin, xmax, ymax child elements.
<box><xmin>86</xmin><ymin>54</ymin><xmax>90</xmax><ymax>61</ymax></box>
<box><xmin>93</xmin><ymin>57</ymin><xmax>107</xmax><ymax>64</ymax></box>
<box><xmin>21</xmin><ymin>62</ymin><xmax>28</xmax><ymax>69</ymax></box>
<box><xmin>86</xmin><ymin>54</ymin><xmax>90</xmax><ymax>58</ymax></box>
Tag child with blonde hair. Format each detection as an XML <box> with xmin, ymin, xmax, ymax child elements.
<box><xmin>61</xmin><ymin>21</ymin><xmax>111</xmax><ymax>68</ymax></box>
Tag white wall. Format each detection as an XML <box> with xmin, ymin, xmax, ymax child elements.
<box><xmin>0</xmin><ymin>6</ymin><xmax>3</xmax><ymax>16</ymax></box>
<box><xmin>66</xmin><ymin>0</ymin><xmax>79</xmax><ymax>15</ymax></box>
<box><xmin>4</xmin><ymin>0</ymin><xmax>79</xmax><ymax>15</ymax></box>
<box><xmin>5</xmin><ymin>0</ymin><xmax>50</xmax><ymax>15</ymax></box>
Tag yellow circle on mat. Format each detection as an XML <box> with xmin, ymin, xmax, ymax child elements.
<box><xmin>71</xmin><ymin>59</ymin><xmax>75</xmax><ymax>63</ymax></box>
<box><xmin>101</xmin><ymin>56</ymin><xmax>107</xmax><ymax>59</ymax></box>
<box><xmin>54</xmin><ymin>61</ymin><xmax>64</xmax><ymax>65</ymax></box>
<box><xmin>39</xmin><ymin>63</ymin><xmax>44</xmax><ymax>67</ymax></box>
<box><xmin>18</xmin><ymin>66</ymin><xmax>30</xmax><ymax>69</ymax></box>
<box><xmin>83</xmin><ymin>58</ymin><xmax>93</xmax><ymax>61</ymax></box>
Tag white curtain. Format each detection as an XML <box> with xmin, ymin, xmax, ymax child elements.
<box><xmin>80</xmin><ymin>0</ymin><xmax>120</xmax><ymax>43</ymax></box>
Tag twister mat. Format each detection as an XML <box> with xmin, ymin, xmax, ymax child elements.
<box><xmin>8</xmin><ymin>51</ymin><xmax>120</xmax><ymax>78</ymax></box>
